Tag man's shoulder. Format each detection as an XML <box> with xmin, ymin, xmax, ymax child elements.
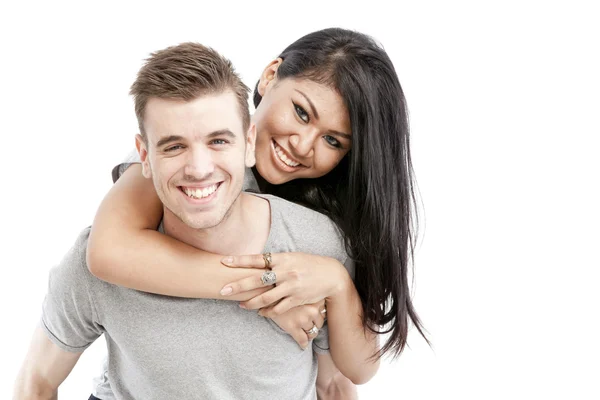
<box><xmin>257</xmin><ymin>194</ymin><xmax>348</xmax><ymax>262</ymax></box>
<box><xmin>262</xmin><ymin>193</ymin><xmax>338</xmax><ymax>227</ymax></box>
<box><xmin>50</xmin><ymin>227</ymin><xmax>96</xmax><ymax>286</ymax></box>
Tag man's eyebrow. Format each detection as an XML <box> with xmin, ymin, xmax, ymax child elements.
<box><xmin>206</xmin><ymin>129</ymin><xmax>236</xmax><ymax>139</ymax></box>
<box><xmin>156</xmin><ymin>135</ymin><xmax>184</xmax><ymax>148</ymax></box>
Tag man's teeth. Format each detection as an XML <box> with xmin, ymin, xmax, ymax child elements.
<box><xmin>183</xmin><ymin>184</ymin><xmax>218</xmax><ymax>199</ymax></box>
<box><xmin>274</xmin><ymin>143</ymin><xmax>300</xmax><ymax>167</ymax></box>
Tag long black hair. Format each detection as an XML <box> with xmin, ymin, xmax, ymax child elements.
<box><xmin>253</xmin><ymin>28</ymin><xmax>427</xmax><ymax>359</ymax></box>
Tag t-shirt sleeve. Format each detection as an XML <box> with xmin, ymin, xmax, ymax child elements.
<box><xmin>111</xmin><ymin>149</ymin><xmax>141</xmax><ymax>183</ymax></box>
<box><xmin>343</xmin><ymin>257</ymin><xmax>355</xmax><ymax>280</ymax></box>
<box><xmin>41</xmin><ymin>228</ymin><xmax>104</xmax><ymax>353</ymax></box>
<box><xmin>312</xmin><ymin>323</ymin><xmax>330</xmax><ymax>354</ymax></box>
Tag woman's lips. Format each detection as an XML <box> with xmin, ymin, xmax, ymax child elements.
<box><xmin>271</xmin><ymin>140</ymin><xmax>304</xmax><ymax>172</ymax></box>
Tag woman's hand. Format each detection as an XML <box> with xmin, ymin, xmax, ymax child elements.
<box><xmin>220</xmin><ymin>253</ymin><xmax>351</xmax><ymax>315</ymax></box>
<box><xmin>264</xmin><ymin>300</ymin><xmax>327</xmax><ymax>350</ymax></box>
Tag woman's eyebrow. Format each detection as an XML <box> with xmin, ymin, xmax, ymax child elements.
<box><xmin>329</xmin><ymin>130</ymin><xmax>352</xmax><ymax>140</ymax></box>
<box><xmin>294</xmin><ymin>89</ymin><xmax>319</xmax><ymax>119</ymax></box>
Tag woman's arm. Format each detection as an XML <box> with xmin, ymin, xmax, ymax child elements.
<box><xmin>86</xmin><ymin>164</ymin><xmax>267</xmax><ymax>301</ymax></box>
<box><xmin>325</xmin><ymin>272</ymin><xmax>380</xmax><ymax>384</ymax></box>
<box><xmin>220</xmin><ymin>253</ymin><xmax>380</xmax><ymax>384</ymax></box>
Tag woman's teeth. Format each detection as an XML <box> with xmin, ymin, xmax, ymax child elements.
<box><xmin>183</xmin><ymin>184</ymin><xmax>218</xmax><ymax>199</ymax></box>
<box><xmin>274</xmin><ymin>143</ymin><xmax>300</xmax><ymax>167</ymax></box>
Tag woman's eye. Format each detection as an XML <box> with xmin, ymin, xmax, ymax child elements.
<box><xmin>323</xmin><ymin>135</ymin><xmax>341</xmax><ymax>148</ymax></box>
<box><xmin>293</xmin><ymin>103</ymin><xmax>309</xmax><ymax>123</ymax></box>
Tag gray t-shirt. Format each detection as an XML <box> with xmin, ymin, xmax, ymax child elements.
<box><xmin>41</xmin><ymin>194</ymin><xmax>352</xmax><ymax>400</ymax></box>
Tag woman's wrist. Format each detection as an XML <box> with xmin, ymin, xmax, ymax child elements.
<box><xmin>325</xmin><ymin>259</ymin><xmax>353</xmax><ymax>302</ymax></box>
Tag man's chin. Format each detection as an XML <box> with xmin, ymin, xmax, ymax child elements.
<box><xmin>179</xmin><ymin>214</ymin><xmax>223</xmax><ymax>230</ymax></box>
<box><xmin>186</xmin><ymin>220</ymin><xmax>221</xmax><ymax>230</ymax></box>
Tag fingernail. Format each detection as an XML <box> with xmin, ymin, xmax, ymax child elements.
<box><xmin>221</xmin><ymin>256</ymin><xmax>233</xmax><ymax>265</ymax></box>
<box><xmin>220</xmin><ymin>286</ymin><xmax>232</xmax><ymax>296</ymax></box>
<box><xmin>239</xmin><ymin>303</ymin><xmax>246</xmax><ymax>309</ymax></box>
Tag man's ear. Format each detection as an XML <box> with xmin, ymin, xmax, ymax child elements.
<box><xmin>257</xmin><ymin>58</ymin><xmax>282</xmax><ymax>97</ymax></box>
<box><xmin>135</xmin><ymin>134</ymin><xmax>152</xmax><ymax>179</ymax></box>
<box><xmin>244</xmin><ymin>124</ymin><xmax>257</xmax><ymax>168</ymax></box>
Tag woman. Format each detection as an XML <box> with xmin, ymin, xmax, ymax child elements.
<box><xmin>87</xmin><ymin>28</ymin><xmax>427</xmax><ymax>386</ymax></box>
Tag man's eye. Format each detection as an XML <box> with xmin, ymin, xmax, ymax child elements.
<box><xmin>165</xmin><ymin>144</ymin><xmax>184</xmax><ymax>151</ymax></box>
<box><xmin>293</xmin><ymin>103</ymin><xmax>309</xmax><ymax>123</ymax></box>
<box><xmin>323</xmin><ymin>135</ymin><xmax>341</xmax><ymax>148</ymax></box>
<box><xmin>210</xmin><ymin>139</ymin><xmax>228</xmax><ymax>145</ymax></box>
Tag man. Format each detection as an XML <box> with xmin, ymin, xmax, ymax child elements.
<box><xmin>14</xmin><ymin>43</ymin><xmax>351</xmax><ymax>399</ymax></box>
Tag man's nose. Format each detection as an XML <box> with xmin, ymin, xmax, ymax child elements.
<box><xmin>183</xmin><ymin>147</ymin><xmax>214</xmax><ymax>180</ymax></box>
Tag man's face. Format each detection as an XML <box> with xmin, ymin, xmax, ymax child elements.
<box><xmin>137</xmin><ymin>91</ymin><xmax>256</xmax><ymax>230</ymax></box>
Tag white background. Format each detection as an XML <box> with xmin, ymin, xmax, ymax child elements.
<box><xmin>1</xmin><ymin>1</ymin><xmax>599</xmax><ymax>399</ymax></box>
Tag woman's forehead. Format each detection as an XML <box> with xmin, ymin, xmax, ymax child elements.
<box><xmin>278</xmin><ymin>79</ymin><xmax>346</xmax><ymax>110</ymax></box>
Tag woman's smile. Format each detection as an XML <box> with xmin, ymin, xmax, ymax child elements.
<box><xmin>271</xmin><ymin>139</ymin><xmax>306</xmax><ymax>171</ymax></box>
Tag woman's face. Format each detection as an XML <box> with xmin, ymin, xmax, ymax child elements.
<box><xmin>252</xmin><ymin>61</ymin><xmax>352</xmax><ymax>185</ymax></box>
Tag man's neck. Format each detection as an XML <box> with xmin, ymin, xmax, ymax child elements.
<box><xmin>163</xmin><ymin>193</ymin><xmax>271</xmax><ymax>256</ymax></box>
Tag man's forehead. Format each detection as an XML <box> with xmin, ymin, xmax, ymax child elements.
<box><xmin>144</xmin><ymin>95</ymin><xmax>245</xmax><ymax>142</ymax></box>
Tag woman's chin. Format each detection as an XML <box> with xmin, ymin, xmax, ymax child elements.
<box><xmin>256</xmin><ymin>164</ymin><xmax>292</xmax><ymax>185</ymax></box>
<box><xmin>266</xmin><ymin>171</ymin><xmax>292</xmax><ymax>185</ymax></box>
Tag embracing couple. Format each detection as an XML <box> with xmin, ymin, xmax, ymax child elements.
<box><xmin>15</xmin><ymin>28</ymin><xmax>426</xmax><ymax>400</ymax></box>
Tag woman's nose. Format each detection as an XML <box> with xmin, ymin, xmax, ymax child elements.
<box><xmin>288</xmin><ymin>132</ymin><xmax>315</xmax><ymax>158</ymax></box>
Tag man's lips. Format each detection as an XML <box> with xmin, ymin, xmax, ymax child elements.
<box><xmin>178</xmin><ymin>182</ymin><xmax>222</xmax><ymax>200</ymax></box>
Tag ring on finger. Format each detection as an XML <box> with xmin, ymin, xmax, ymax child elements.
<box><xmin>262</xmin><ymin>252</ymin><xmax>272</xmax><ymax>269</ymax></box>
<box><xmin>304</xmin><ymin>324</ymin><xmax>319</xmax><ymax>337</ymax></box>
<box><xmin>260</xmin><ymin>270</ymin><xmax>276</xmax><ymax>286</ymax></box>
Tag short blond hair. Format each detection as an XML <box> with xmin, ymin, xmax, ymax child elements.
<box><xmin>130</xmin><ymin>42</ymin><xmax>250</xmax><ymax>139</ymax></box>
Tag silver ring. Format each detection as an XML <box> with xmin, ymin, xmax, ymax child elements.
<box><xmin>305</xmin><ymin>324</ymin><xmax>319</xmax><ymax>336</ymax></box>
<box><xmin>262</xmin><ymin>253</ymin><xmax>272</xmax><ymax>269</ymax></box>
<box><xmin>260</xmin><ymin>270</ymin><xmax>276</xmax><ymax>286</ymax></box>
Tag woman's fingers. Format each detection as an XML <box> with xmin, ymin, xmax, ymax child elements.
<box><xmin>269</xmin><ymin>297</ymin><xmax>296</xmax><ymax>316</ymax></box>
<box><xmin>221</xmin><ymin>267</ymin><xmax>290</xmax><ymax>296</ymax></box>
<box><xmin>313</xmin><ymin>308</ymin><xmax>325</xmax><ymax>329</ymax></box>
<box><xmin>301</xmin><ymin>304</ymin><xmax>324</xmax><ymax>329</ymax></box>
<box><xmin>221</xmin><ymin>253</ymin><xmax>276</xmax><ymax>269</ymax></box>
<box><xmin>257</xmin><ymin>305</ymin><xmax>275</xmax><ymax>317</ymax></box>
<box><xmin>302</xmin><ymin>319</ymin><xmax>320</xmax><ymax>340</ymax></box>
<box><xmin>308</xmin><ymin>305</ymin><xmax>326</xmax><ymax>329</ymax></box>
<box><xmin>239</xmin><ymin>284</ymin><xmax>293</xmax><ymax>310</ymax></box>
<box><xmin>220</xmin><ymin>273</ymin><xmax>271</xmax><ymax>296</ymax></box>
<box><xmin>315</xmin><ymin>299</ymin><xmax>327</xmax><ymax>324</ymax></box>
<box><xmin>320</xmin><ymin>304</ymin><xmax>327</xmax><ymax>320</ymax></box>
<box><xmin>291</xmin><ymin>329</ymin><xmax>310</xmax><ymax>350</ymax></box>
